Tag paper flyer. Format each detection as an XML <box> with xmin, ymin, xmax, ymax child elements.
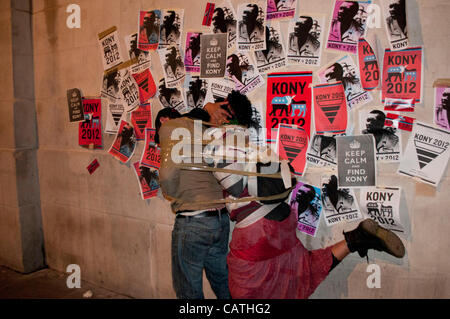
<box><xmin>306</xmin><ymin>133</ymin><xmax>339</xmax><ymax>168</ymax></box>
<box><xmin>184</xmin><ymin>32</ymin><xmax>202</xmax><ymax>74</ymax></box>
<box><xmin>200</xmin><ymin>33</ymin><xmax>228</xmax><ymax>79</ymax></box>
<box><xmin>211</xmin><ymin>0</ymin><xmax>237</xmax><ymax>50</ymax></box>
<box><xmin>98</xmin><ymin>27</ymin><xmax>124</xmax><ymax>71</ymax></box>
<box><xmin>249</xmin><ymin>101</ymin><xmax>266</xmax><ymax>146</ymax></box>
<box><xmin>140</xmin><ymin>142</ymin><xmax>161</xmax><ymax>170</ymax></box>
<box><xmin>266</xmin><ymin>72</ymin><xmax>312</xmax><ymax>142</ymax></box>
<box><xmin>204</xmin><ymin>78</ymin><xmax>236</xmax><ymax>103</ymax></box>
<box><xmin>138</xmin><ymin>10</ymin><xmax>161</xmax><ymax>51</ymax></box>
<box><xmin>101</xmin><ymin>68</ymin><xmax>123</xmax><ymax>102</ymax></box>
<box><xmin>384</xmin><ymin>113</ymin><xmax>415</xmax><ymax>132</ymax></box>
<box><xmin>118</xmin><ymin>69</ymin><xmax>140</xmax><ymax>112</ymax></box>
<box><xmin>105</xmin><ymin>101</ymin><xmax>126</xmax><ymax>135</ymax></box>
<box><xmin>326</xmin><ymin>0</ymin><xmax>371</xmax><ymax>54</ymax></box>
<box><xmin>236</xmin><ymin>1</ymin><xmax>267</xmax><ymax>51</ymax></box>
<box><xmin>434</xmin><ymin>85</ymin><xmax>450</xmax><ymax>131</ymax></box>
<box><xmin>79</xmin><ymin>99</ymin><xmax>102</xmax><ymax>149</ymax></box>
<box><xmin>276</xmin><ymin>124</ymin><xmax>308</xmax><ymax>176</ymax></box>
<box><xmin>226</xmin><ymin>52</ymin><xmax>265</xmax><ymax>95</ymax></box>
<box><xmin>86</xmin><ymin>159</ymin><xmax>100</xmax><ymax>175</ymax></box>
<box><xmin>125</xmin><ymin>33</ymin><xmax>151</xmax><ymax>74</ymax></box>
<box><xmin>336</xmin><ymin>134</ymin><xmax>377</xmax><ymax>188</ymax></box>
<box><xmin>67</xmin><ymin>88</ymin><xmax>84</xmax><ymax>122</ymax></box>
<box><xmin>157</xmin><ymin>78</ymin><xmax>189</xmax><ymax>113</ymax></box>
<box><xmin>384</xmin><ymin>97</ymin><xmax>415</xmax><ymax>112</ymax></box>
<box><xmin>203</xmin><ymin>3</ymin><xmax>215</xmax><ymax>26</ymax></box>
<box><xmin>360</xmin><ymin>109</ymin><xmax>402</xmax><ymax>162</ymax></box>
<box><xmin>185</xmin><ymin>75</ymin><xmax>208</xmax><ymax>109</ymax></box>
<box><xmin>318</xmin><ymin>54</ymin><xmax>372</xmax><ymax>109</ymax></box>
<box><xmin>290</xmin><ymin>181</ymin><xmax>322</xmax><ymax>237</ymax></box>
<box><xmin>359</xmin><ymin>187</ymin><xmax>404</xmax><ymax>234</ymax></box>
<box><xmin>266</xmin><ymin>0</ymin><xmax>296</xmax><ymax>20</ymax></box>
<box><xmin>313</xmin><ymin>82</ymin><xmax>348</xmax><ymax>135</ymax></box>
<box><xmin>253</xmin><ymin>21</ymin><xmax>286</xmax><ymax>74</ymax></box>
<box><xmin>381</xmin><ymin>0</ymin><xmax>409</xmax><ymax>51</ymax></box>
<box><xmin>287</xmin><ymin>13</ymin><xmax>325</xmax><ymax>67</ymax></box>
<box><xmin>159</xmin><ymin>9</ymin><xmax>184</xmax><ymax>48</ymax></box>
<box><xmin>321</xmin><ymin>174</ymin><xmax>363</xmax><ymax>226</ymax></box>
<box><xmin>381</xmin><ymin>47</ymin><xmax>423</xmax><ymax>103</ymax></box>
<box><xmin>130</xmin><ymin>103</ymin><xmax>152</xmax><ymax>141</ymax></box>
<box><xmin>358</xmin><ymin>38</ymin><xmax>380</xmax><ymax>91</ymax></box>
<box><xmin>133</xmin><ymin>162</ymin><xmax>160</xmax><ymax>200</ymax></box>
<box><xmin>397</xmin><ymin>121</ymin><xmax>450</xmax><ymax>187</ymax></box>
<box><xmin>158</xmin><ymin>45</ymin><xmax>186</xmax><ymax>89</ymax></box>
<box><xmin>108</xmin><ymin>120</ymin><xmax>137</xmax><ymax>163</ymax></box>
<box><xmin>132</xmin><ymin>68</ymin><xmax>156</xmax><ymax>104</ymax></box>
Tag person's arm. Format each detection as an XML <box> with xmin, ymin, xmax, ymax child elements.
<box><xmin>203</xmin><ymin>101</ymin><xmax>232</xmax><ymax>125</ymax></box>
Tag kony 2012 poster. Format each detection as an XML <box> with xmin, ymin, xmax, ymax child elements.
<box><xmin>266</xmin><ymin>72</ymin><xmax>312</xmax><ymax>143</ymax></box>
<box><xmin>276</xmin><ymin>124</ymin><xmax>309</xmax><ymax>176</ymax></box>
<box><xmin>79</xmin><ymin>99</ymin><xmax>102</xmax><ymax>149</ymax></box>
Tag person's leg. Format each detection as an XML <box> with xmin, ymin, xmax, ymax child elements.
<box><xmin>204</xmin><ymin>214</ymin><xmax>231</xmax><ymax>299</ymax></box>
<box><xmin>171</xmin><ymin>217</ymin><xmax>211</xmax><ymax>299</ymax></box>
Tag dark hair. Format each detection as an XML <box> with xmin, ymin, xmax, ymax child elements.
<box><xmin>226</xmin><ymin>90</ymin><xmax>257</xmax><ymax>128</ymax></box>
<box><xmin>154</xmin><ymin>108</ymin><xmax>181</xmax><ymax>144</ymax></box>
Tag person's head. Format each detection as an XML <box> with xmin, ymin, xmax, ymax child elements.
<box><xmin>442</xmin><ymin>91</ymin><xmax>450</xmax><ymax>109</ymax></box>
<box><xmin>320</xmin><ymin>136</ymin><xmax>336</xmax><ymax>159</ymax></box>
<box><xmin>325</xmin><ymin>63</ymin><xmax>344</xmax><ymax>82</ymax></box>
<box><xmin>366</xmin><ymin>110</ymin><xmax>385</xmax><ymax>131</ymax></box>
<box><xmin>295</xmin><ymin>16</ymin><xmax>313</xmax><ymax>35</ymax></box>
<box><xmin>296</xmin><ymin>184</ymin><xmax>316</xmax><ymax>213</ymax></box>
<box><xmin>212</xmin><ymin>8</ymin><xmax>226</xmax><ymax>32</ymax></box>
<box><xmin>154</xmin><ymin>107</ymin><xmax>182</xmax><ymax>144</ymax></box>
<box><xmin>389</xmin><ymin>0</ymin><xmax>404</xmax><ymax>18</ymax></box>
<box><xmin>188</xmin><ymin>33</ymin><xmax>201</xmax><ymax>52</ymax></box>
<box><xmin>226</xmin><ymin>54</ymin><xmax>242</xmax><ymax>80</ymax></box>
<box><xmin>337</xmin><ymin>1</ymin><xmax>359</xmax><ymax>22</ymax></box>
<box><xmin>376</xmin><ymin>130</ymin><xmax>399</xmax><ymax>151</ymax></box>
<box><xmin>164</xmin><ymin>11</ymin><xmax>176</xmax><ymax>26</ymax></box>
<box><xmin>243</xmin><ymin>4</ymin><xmax>258</xmax><ymax>25</ymax></box>
<box><xmin>224</xmin><ymin>90</ymin><xmax>256</xmax><ymax>128</ymax></box>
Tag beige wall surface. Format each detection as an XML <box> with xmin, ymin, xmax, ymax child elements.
<box><xmin>26</xmin><ymin>0</ymin><xmax>450</xmax><ymax>298</ymax></box>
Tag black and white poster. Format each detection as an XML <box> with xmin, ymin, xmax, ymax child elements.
<box><xmin>158</xmin><ymin>78</ymin><xmax>189</xmax><ymax>114</ymax></box>
<box><xmin>336</xmin><ymin>134</ymin><xmax>377</xmax><ymax>188</ymax></box>
<box><xmin>98</xmin><ymin>27</ymin><xmax>124</xmax><ymax>71</ymax></box>
<box><xmin>159</xmin><ymin>9</ymin><xmax>184</xmax><ymax>48</ymax></box>
<box><xmin>360</xmin><ymin>109</ymin><xmax>402</xmax><ymax>162</ymax></box>
<box><xmin>101</xmin><ymin>68</ymin><xmax>124</xmax><ymax>102</ymax></box>
<box><xmin>105</xmin><ymin>102</ymin><xmax>126</xmax><ymax>134</ymax></box>
<box><xmin>381</xmin><ymin>0</ymin><xmax>409</xmax><ymax>51</ymax></box>
<box><xmin>204</xmin><ymin>78</ymin><xmax>235</xmax><ymax>103</ymax></box>
<box><xmin>306</xmin><ymin>133</ymin><xmax>339</xmax><ymax>168</ymax></box>
<box><xmin>118</xmin><ymin>69</ymin><xmax>140</xmax><ymax>112</ymax></box>
<box><xmin>360</xmin><ymin>187</ymin><xmax>404</xmax><ymax>234</ymax></box>
<box><xmin>321</xmin><ymin>174</ymin><xmax>363</xmax><ymax>226</ymax></box>
<box><xmin>211</xmin><ymin>0</ymin><xmax>237</xmax><ymax>50</ymax></box>
<box><xmin>184</xmin><ymin>75</ymin><xmax>208</xmax><ymax>109</ymax></box>
<box><xmin>236</xmin><ymin>1</ymin><xmax>267</xmax><ymax>51</ymax></box>
<box><xmin>398</xmin><ymin>121</ymin><xmax>450</xmax><ymax>187</ymax></box>
<box><xmin>249</xmin><ymin>101</ymin><xmax>265</xmax><ymax>146</ymax></box>
<box><xmin>200</xmin><ymin>33</ymin><xmax>228</xmax><ymax>79</ymax></box>
<box><xmin>158</xmin><ymin>45</ymin><xmax>186</xmax><ymax>88</ymax></box>
<box><xmin>125</xmin><ymin>33</ymin><xmax>151</xmax><ymax>74</ymax></box>
<box><xmin>67</xmin><ymin>88</ymin><xmax>84</xmax><ymax>122</ymax></box>
<box><xmin>226</xmin><ymin>52</ymin><xmax>264</xmax><ymax>95</ymax></box>
<box><xmin>253</xmin><ymin>21</ymin><xmax>286</xmax><ymax>74</ymax></box>
<box><xmin>287</xmin><ymin>14</ymin><xmax>325</xmax><ymax>66</ymax></box>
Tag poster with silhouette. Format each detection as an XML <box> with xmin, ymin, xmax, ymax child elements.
<box><xmin>306</xmin><ymin>133</ymin><xmax>340</xmax><ymax>168</ymax></box>
<box><xmin>358</xmin><ymin>37</ymin><xmax>380</xmax><ymax>90</ymax></box>
<box><xmin>184</xmin><ymin>75</ymin><xmax>208</xmax><ymax>109</ymax></box>
<box><xmin>336</xmin><ymin>134</ymin><xmax>376</xmax><ymax>188</ymax></box>
<box><xmin>236</xmin><ymin>1</ymin><xmax>267</xmax><ymax>51</ymax></box>
<box><xmin>313</xmin><ymin>82</ymin><xmax>348</xmax><ymax>135</ymax></box>
<box><xmin>381</xmin><ymin>47</ymin><xmax>423</xmax><ymax>103</ymax></box>
<box><xmin>67</xmin><ymin>88</ymin><xmax>84</xmax><ymax>122</ymax></box>
<box><xmin>321</xmin><ymin>174</ymin><xmax>362</xmax><ymax>226</ymax></box>
<box><xmin>98</xmin><ymin>27</ymin><xmax>124</xmax><ymax>71</ymax></box>
<box><xmin>79</xmin><ymin>99</ymin><xmax>102</xmax><ymax>149</ymax></box>
<box><xmin>318</xmin><ymin>54</ymin><xmax>372</xmax><ymax>109</ymax></box>
<box><xmin>266</xmin><ymin>71</ymin><xmax>312</xmax><ymax>143</ymax></box>
<box><xmin>132</xmin><ymin>68</ymin><xmax>156</xmax><ymax>104</ymax></box>
<box><xmin>211</xmin><ymin>0</ymin><xmax>237</xmax><ymax>50</ymax></box>
<box><xmin>157</xmin><ymin>78</ymin><xmax>189</xmax><ymax>114</ymax></box>
<box><xmin>131</xmin><ymin>103</ymin><xmax>153</xmax><ymax>141</ymax></box>
<box><xmin>267</xmin><ymin>0</ymin><xmax>297</xmax><ymax>20</ymax></box>
<box><xmin>249</xmin><ymin>101</ymin><xmax>266</xmax><ymax>146</ymax></box>
<box><xmin>118</xmin><ymin>69</ymin><xmax>140</xmax><ymax>112</ymax></box>
<box><xmin>397</xmin><ymin>122</ymin><xmax>450</xmax><ymax>187</ymax></box>
<box><xmin>138</xmin><ymin>10</ymin><xmax>161</xmax><ymax>51</ymax></box>
<box><xmin>101</xmin><ymin>68</ymin><xmax>124</xmax><ymax>102</ymax></box>
<box><xmin>105</xmin><ymin>102</ymin><xmax>125</xmax><ymax>135</ymax></box>
<box><xmin>381</xmin><ymin>0</ymin><xmax>409</xmax><ymax>51</ymax></box>
<box><xmin>108</xmin><ymin>120</ymin><xmax>136</xmax><ymax>163</ymax></box>
<box><xmin>434</xmin><ymin>85</ymin><xmax>450</xmax><ymax>131</ymax></box>
<box><xmin>253</xmin><ymin>21</ymin><xmax>286</xmax><ymax>73</ymax></box>
<box><xmin>125</xmin><ymin>32</ymin><xmax>151</xmax><ymax>73</ymax></box>
<box><xmin>133</xmin><ymin>162</ymin><xmax>160</xmax><ymax>200</ymax></box>
<box><xmin>276</xmin><ymin>124</ymin><xmax>308</xmax><ymax>176</ymax></box>
<box><xmin>287</xmin><ymin>13</ymin><xmax>325</xmax><ymax>66</ymax></box>
<box><xmin>159</xmin><ymin>9</ymin><xmax>184</xmax><ymax>48</ymax></box>
<box><xmin>200</xmin><ymin>33</ymin><xmax>228</xmax><ymax>78</ymax></box>
<box><xmin>204</xmin><ymin>78</ymin><xmax>235</xmax><ymax>103</ymax></box>
<box><xmin>184</xmin><ymin>32</ymin><xmax>202</xmax><ymax>73</ymax></box>
<box><xmin>326</xmin><ymin>0</ymin><xmax>371</xmax><ymax>54</ymax></box>
<box><xmin>225</xmin><ymin>52</ymin><xmax>264</xmax><ymax>95</ymax></box>
<box><xmin>158</xmin><ymin>45</ymin><xmax>186</xmax><ymax>88</ymax></box>
<box><xmin>359</xmin><ymin>109</ymin><xmax>402</xmax><ymax>162</ymax></box>
<box><xmin>290</xmin><ymin>182</ymin><xmax>322</xmax><ymax>236</ymax></box>
<box><xmin>360</xmin><ymin>187</ymin><xmax>404</xmax><ymax>234</ymax></box>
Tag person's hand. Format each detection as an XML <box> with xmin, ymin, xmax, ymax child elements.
<box><xmin>203</xmin><ymin>101</ymin><xmax>232</xmax><ymax>125</ymax></box>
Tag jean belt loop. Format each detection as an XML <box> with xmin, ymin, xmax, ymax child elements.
<box><xmin>218</xmin><ymin>208</ymin><xmax>221</xmax><ymax>222</ymax></box>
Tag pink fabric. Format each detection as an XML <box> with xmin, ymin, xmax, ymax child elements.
<box><xmin>227</xmin><ymin>206</ymin><xmax>333</xmax><ymax>299</ymax></box>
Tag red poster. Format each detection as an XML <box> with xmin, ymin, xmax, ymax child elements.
<box><xmin>385</xmin><ymin>113</ymin><xmax>415</xmax><ymax>132</ymax></box>
<box><xmin>132</xmin><ymin>69</ymin><xmax>156</xmax><ymax>103</ymax></box>
<box><xmin>277</xmin><ymin>124</ymin><xmax>309</xmax><ymax>176</ymax></box>
<box><xmin>140</xmin><ymin>128</ymin><xmax>160</xmax><ymax>169</ymax></box>
<box><xmin>202</xmin><ymin>3</ymin><xmax>215</xmax><ymax>26</ymax></box>
<box><xmin>131</xmin><ymin>103</ymin><xmax>153</xmax><ymax>141</ymax></box>
<box><xmin>86</xmin><ymin>159</ymin><xmax>100</xmax><ymax>175</ymax></box>
<box><xmin>133</xmin><ymin>162</ymin><xmax>159</xmax><ymax>199</ymax></box>
<box><xmin>108</xmin><ymin>120</ymin><xmax>136</xmax><ymax>163</ymax></box>
<box><xmin>382</xmin><ymin>47</ymin><xmax>423</xmax><ymax>103</ymax></box>
<box><xmin>313</xmin><ymin>82</ymin><xmax>348</xmax><ymax>135</ymax></box>
<box><xmin>358</xmin><ymin>38</ymin><xmax>380</xmax><ymax>91</ymax></box>
<box><xmin>79</xmin><ymin>99</ymin><xmax>102</xmax><ymax>149</ymax></box>
<box><xmin>266</xmin><ymin>72</ymin><xmax>313</xmax><ymax>143</ymax></box>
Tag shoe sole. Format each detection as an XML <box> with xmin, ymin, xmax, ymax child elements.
<box><xmin>360</xmin><ymin>219</ymin><xmax>406</xmax><ymax>258</ymax></box>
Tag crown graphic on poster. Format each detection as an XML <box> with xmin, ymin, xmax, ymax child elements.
<box><xmin>349</xmin><ymin>140</ymin><xmax>361</xmax><ymax>149</ymax></box>
<box><xmin>210</xmin><ymin>38</ymin><xmax>218</xmax><ymax>46</ymax></box>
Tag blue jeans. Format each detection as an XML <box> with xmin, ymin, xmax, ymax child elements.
<box><xmin>171</xmin><ymin>213</ymin><xmax>231</xmax><ymax>299</ymax></box>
